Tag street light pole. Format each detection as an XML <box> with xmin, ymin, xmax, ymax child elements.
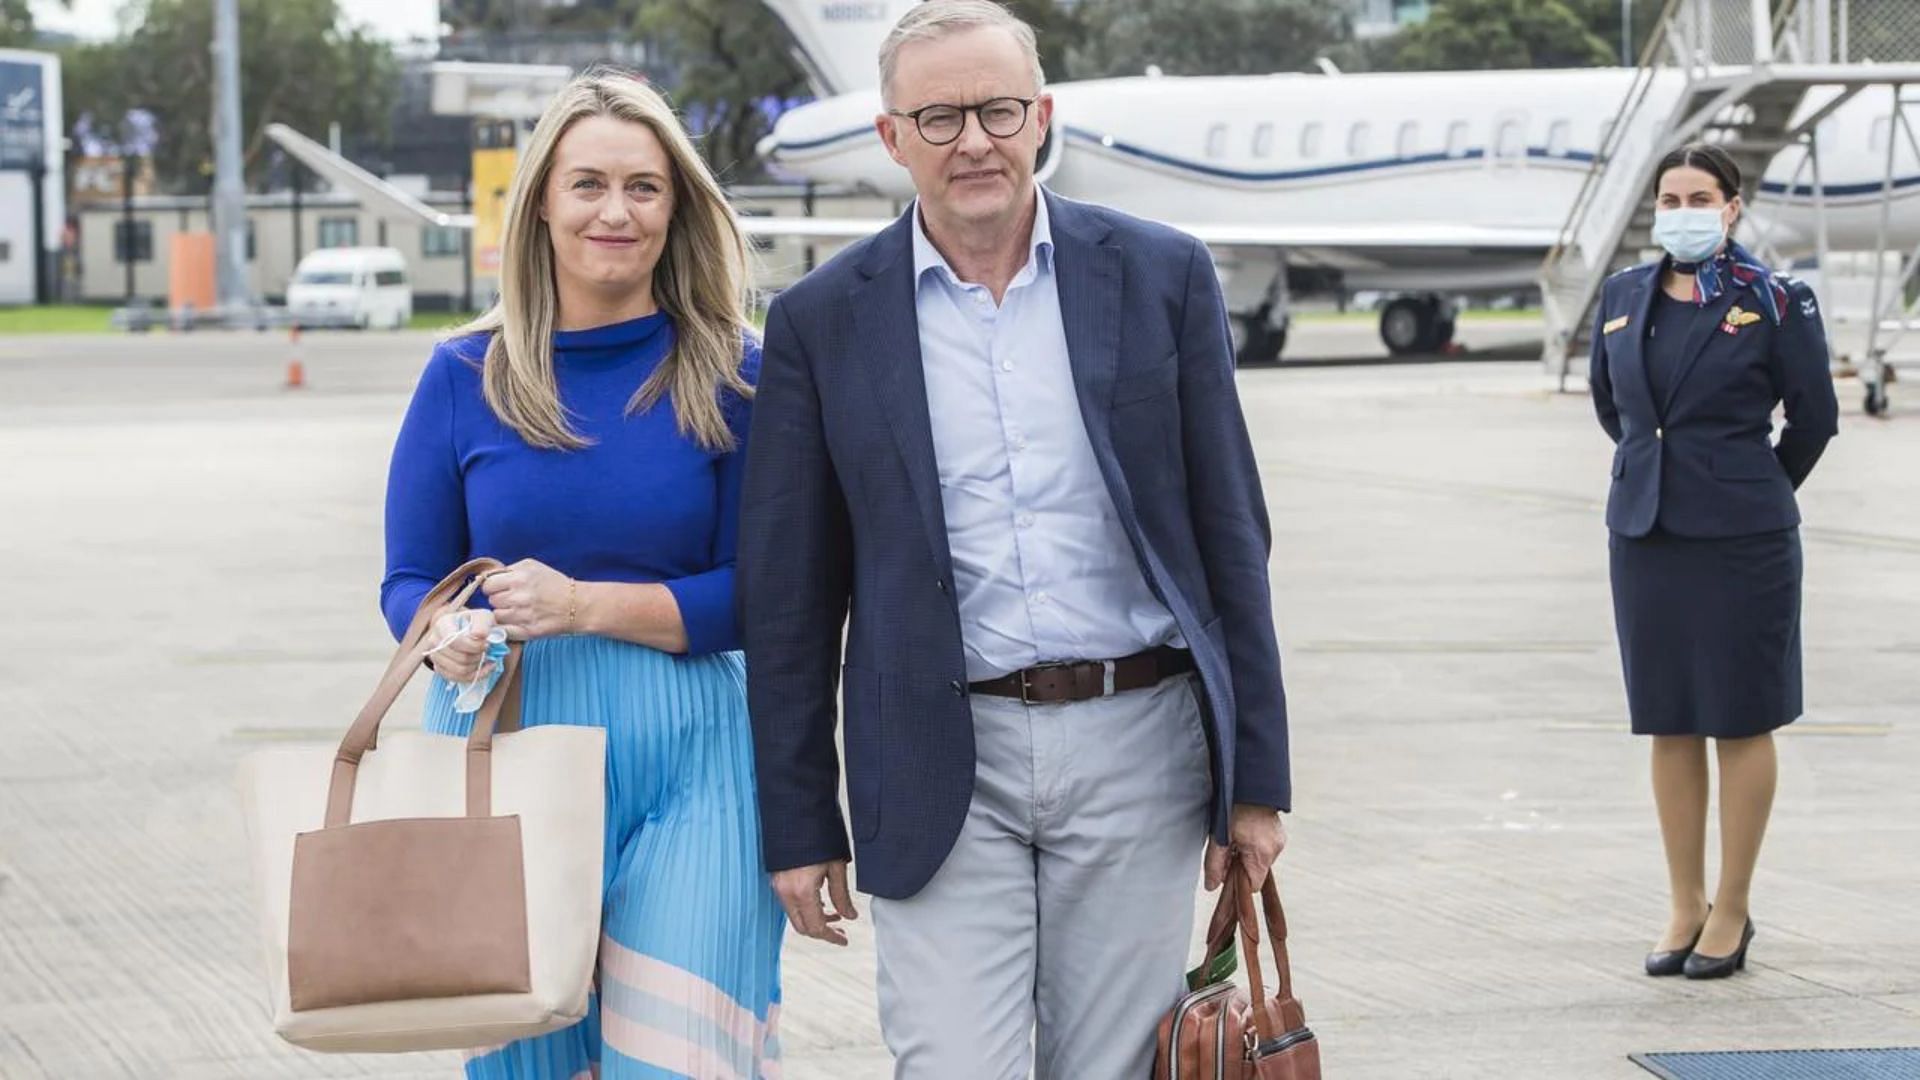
<box><xmin>121</xmin><ymin>152</ymin><xmax>136</xmax><ymax>302</ymax></box>
<box><xmin>210</xmin><ymin>0</ymin><xmax>251</xmax><ymax>315</ymax></box>
<box><xmin>1622</xmin><ymin>0</ymin><xmax>1633</xmax><ymax>66</ymax></box>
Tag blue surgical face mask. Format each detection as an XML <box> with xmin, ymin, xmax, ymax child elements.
<box><xmin>423</xmin><ymin>614</ymin><xmax>511</xmax><ymax>714</ymax></box>
<box><xmin>1652</xmin><ymin>207</ymin><xmax>1729</xmax><ymax>264</ymax></box>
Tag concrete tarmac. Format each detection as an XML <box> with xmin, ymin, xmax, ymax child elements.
<box><xmin>1</xmin><ymin>324</ymin><xmax>1916</xmax><ymax>1079</ymax></box>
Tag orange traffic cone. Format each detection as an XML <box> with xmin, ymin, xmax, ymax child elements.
<box><xmin>285</xmin><ymin>325</ymin><xmax>306</xmax><ymax>390</ymax></box>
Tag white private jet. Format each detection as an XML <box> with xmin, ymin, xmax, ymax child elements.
<box><xmin>756</xmin><ymin>0</ymin><xmax>1920</xmax><ymax>363</ymax></box>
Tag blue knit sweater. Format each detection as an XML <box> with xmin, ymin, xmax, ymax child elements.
<box><xmin>380</xmin><ymin>311</ymin><xmax>758</xmax><ymax>655</ymax></box>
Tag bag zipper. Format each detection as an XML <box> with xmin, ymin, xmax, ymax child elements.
<box><xmin>1249</xmin><ymin>1027</ymin><xmax>1317</xmax><ymax>1060</ymax></box>
<box><xmin>1213</xmin><ymin>1001</ymin><xmax>1229</xmax><ymax>1080</ymax></box>
<box><xmin>1165</xmin><ymin>982</ymin><xmax>1236</xmax><ymax>1080</ymax></box>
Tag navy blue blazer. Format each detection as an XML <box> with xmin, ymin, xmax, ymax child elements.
<box><xmin>1590</xmin><ymin>261</ymin><xmax>1839</xmax><ymax>539</ymax></box>
<box><xmin>738</xmin><ymin>190</ymin><xmax>1292</xmax><ymax>900</ymax></box>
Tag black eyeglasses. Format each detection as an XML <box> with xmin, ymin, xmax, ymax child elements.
<box><xmin>887</xmin><ymin>97</ymin><xmax>1036</xmax><ymax>146</ymax></box>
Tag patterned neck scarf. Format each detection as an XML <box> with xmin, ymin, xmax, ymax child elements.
<box><xmin>1671</xmin><ymin>241</ymin><xmax>1787</xmax><ymax>324</ymax></box>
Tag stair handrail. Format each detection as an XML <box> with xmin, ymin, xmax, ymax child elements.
<box><xmin>1544</xmin><ymin>0</ymin><xmax>1690</xmax><ymax>273</ymax></box>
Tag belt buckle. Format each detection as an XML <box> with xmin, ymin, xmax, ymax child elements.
<box><xmin>1018</xmin><ymin>661</ymin><xmax>1070</xmax><ymax>705</ymax></box>
<box><xmin>1018</xmin><ymin>659</ymin><xmax>1118</xmax><ymax>703</ymax></box>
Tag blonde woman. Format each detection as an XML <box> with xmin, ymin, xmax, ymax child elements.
<box><xmin>379</xmin><ymin>71</ymin><xmax>783</xmax><ymax>1079</ymax></box>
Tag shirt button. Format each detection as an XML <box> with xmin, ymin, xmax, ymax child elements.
<box><xmin>1011</xmin><ymin>434</ymin><xmax>1027</xmax><ymax>451</ymax></box>
<box><xmin>1001</xmin><ymin>359</ymin><xmax>1014</xmax><ymax>372</ymax></box>
<box><xmin>1032</xmin><ymin>591</ymin><xmax>1049</xmax><ymax>605</ymax></box>
<box><xmin>1017</xmin><ymin>513</ymin><xmax>1035</xmax><ymax>529</ymax></box>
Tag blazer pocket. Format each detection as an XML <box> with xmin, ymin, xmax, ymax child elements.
<box><xmin>1710</xmin><ymin>451</ymin><xmax>1782</xmax><ymax>482</ymax></box>
<box><xmin>1112</xmin><ymin>353</ymin><xmax>1179</xmax><ymax>405</ymax></box>
<box><xmin>840</xmin><ymin>664</ymin><xmax>883</xmax><ymax>842</ymax></box>
<box><xmin>1611</xmin><ymin>451</ymin><xmax>1626</xmax><ymax>479</ymax></box>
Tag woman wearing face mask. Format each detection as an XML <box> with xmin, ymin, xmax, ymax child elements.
<box><xmin>379</xmin><ymin>71</ymin><xmax>783</xmax><ymax>1077</ymax></box>
<box><xmin>1589</xmin><ymin>143</ymin><xmax>1838</xmax><ymax>981</ymax></box>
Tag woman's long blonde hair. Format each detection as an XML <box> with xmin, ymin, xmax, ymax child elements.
<box><xmin>455</xmin><ymin>70</ymin><xmax>753</xmax><ymax>451</ymax></box>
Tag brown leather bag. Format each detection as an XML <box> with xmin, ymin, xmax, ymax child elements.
<box><xmin>1153</xmin><ymin>864</ymin><xmax>1320</xmax><ymax>1079</ymax></box>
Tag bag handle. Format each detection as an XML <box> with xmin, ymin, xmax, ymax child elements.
<box><xmin>323</xmin><ymin>559</ymin><xmax>523</xmax><ymax>828</ymax></box>
<box><xmin>1235</xmin><ymin>863</ymin><xmax>1298</xmax><ymax>1048</ymax></box>
<box><xmin>1182</xmin><ymin>874</ymin><xmax>1244</xmax><ymax>991</ymax></box>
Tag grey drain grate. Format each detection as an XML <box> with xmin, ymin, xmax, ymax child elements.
<box><xmin>1632</xmin><ymin>1049</ymin><xmax>1920</xmax><ymax>1079</ymax></box>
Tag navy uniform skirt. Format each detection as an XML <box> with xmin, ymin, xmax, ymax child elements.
<box><xmin>1608</xmin><ymin>527</ymin><xmax>1804</xmax><ymax>738</ymax></box>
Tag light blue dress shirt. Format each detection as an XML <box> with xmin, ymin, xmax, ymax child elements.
<box><xmin>912</xmin><ymin>192</ymin><xmax>1181</xmax><ymax>681</ymax></box>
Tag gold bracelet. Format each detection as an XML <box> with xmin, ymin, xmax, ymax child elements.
<box><xmin>567</xmin><ymin>578</ymin><xmax>577</xmax><ymax>632</ymax></box>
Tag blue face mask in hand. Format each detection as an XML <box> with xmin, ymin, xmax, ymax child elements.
<box><xmin>424</xmin><ymin>613</ymin><xmax>511</xmax><ymax>715</ymax></box>
<box><xmin>1652</xmin><ymin>207</ymin><xmax>1729</xmax><ymax>264</ymax></box>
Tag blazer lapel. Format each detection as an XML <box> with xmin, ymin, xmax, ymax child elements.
<box><xmin>1613</xmin><ymin>271</ymin><xmax>1661</xmax><ymax>419</ymax></box>
<box><xmin>1661</xmin><ymin>286</ymin><xmax>1742</xmax><ymax>417</ymax></box>
<box><xmin>1047</xmin><ymin>193</ymin><xmax>1123</xmax><ymax>456</ymax></box>
<box><xmin>850</xmin><ymin>215</ymin><xmax>955</xmax><ymax>585</ymax></box>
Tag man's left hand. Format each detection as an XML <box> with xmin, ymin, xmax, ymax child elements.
<box><xmin>1204</xmin><ymin>803</ymin><xmax>1287</xmax><ymax>891</ymax></box>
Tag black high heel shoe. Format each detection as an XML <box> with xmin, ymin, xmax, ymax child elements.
<box><xmin>1683</xmin><ymin>918</ymin><xmax>1755</xmax><ymax>980</ymax></box>
<box><xmin>1645</xmin><ymin>906</ymin><xmax>1710</xmax><ymax>977</ymax></box>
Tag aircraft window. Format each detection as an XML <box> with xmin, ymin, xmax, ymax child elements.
<box><xmin>1253</xmin><ymin>122</ymin><xmax>1274</xmax><ymax>158</ymax></box>
<box><xmin>1396</xmin><ymin>120</ymin><xmax>1419</xmax><ymax>158</ymax></box>
<box><xmin>1496</xmin><ymin>119</ymin><xmax>1525</xmax><ymax>158</ymax></box>
<box><xmin>1446</xmin><ymin>120</ymin><xmax>1469</xmax><ymax>157</ymax></box>
<box><xmin>1348</xmin><ymin>122</ymin><xmax>1372</xmax><ymax>158</ymax></box>
<box><xmin>1547</xmin><ymin>120</ymin><xmax>1570</xmax><ymax>155</ymax></box>
<box><xmin>1870</xmin><ymin>116</ymin><xmax>1891</xmax><ymax>152</ymax></box>
<box><xmin>1301</xmin><ymin>122</ymin><xmax>1323</xmax><ymax>158</ymax></box>
<box><xmin>1207</xmin><ymin>123</ymin><xmax>1228</xmax><ymax>159</ymax></box>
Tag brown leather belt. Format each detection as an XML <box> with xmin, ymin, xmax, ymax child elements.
<box><xmin>969</xmin><ymin>646</ymin><xmax>1194</xmax><ymax>705</ymax></box>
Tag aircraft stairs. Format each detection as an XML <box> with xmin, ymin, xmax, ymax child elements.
<box><xmin>1541</xmin><ymin>0</ymin><xmax>1920</xmax><ymax>416</ymax></box>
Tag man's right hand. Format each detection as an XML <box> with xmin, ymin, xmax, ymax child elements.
<box><xmin>772</xmin><ymin>860</ymin><xmax>858</xmax><ymax>947</ymax></box>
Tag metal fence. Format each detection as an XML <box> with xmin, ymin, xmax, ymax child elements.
<box><xmin>1781</xmin><ymin>0</ymin><xmax>1920</xmax><ymax>64</ymax></box>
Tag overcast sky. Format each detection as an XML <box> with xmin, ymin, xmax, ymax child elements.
<box><xmin>29</xmin><ymin>0</ymin><xmax>444</xmax><ymax>43</ymax></box>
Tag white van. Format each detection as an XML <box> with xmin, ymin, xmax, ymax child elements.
<box><xmin>286</xmin><ymin>247</ymin><xmax>413</xmax><ymax>329</ymax></box>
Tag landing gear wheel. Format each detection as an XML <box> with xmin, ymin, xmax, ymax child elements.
<box><xmin>1381</xmin><ymin>296</ymin><xmax>1446</xmax><ymax>355</ymax></box>
<box><xmin>1235</xmin><ymin>314</ymin><xmax>1285</xmax><ymax>366</ymax></box>
<box><xmin>1865</xmin><ymin>381</ymin><xmax>1890</xmax><ymax>416</ymax></box>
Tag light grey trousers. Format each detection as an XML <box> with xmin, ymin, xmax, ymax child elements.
<box><xmin>870</xmin><ymin>674</ymin><xmax>1213</xmax><ymax>1080</ymax></box>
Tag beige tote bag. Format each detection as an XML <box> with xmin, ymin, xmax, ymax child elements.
<box><xmin>238</xmin><ymin>558</ymin><xmax>605</xmax><ymax>1052</ymax></box>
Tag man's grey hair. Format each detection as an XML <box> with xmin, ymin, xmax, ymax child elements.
<box><xmin>879</xmin><ymin>0</ymin><xmax>1046</xmax><ymax>108</ymax></box>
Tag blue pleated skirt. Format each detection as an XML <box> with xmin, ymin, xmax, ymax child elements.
<box><xmin>423</xmin><ymin>635</ymin><xmax>786</xmax><ymax>1079</ymax></box>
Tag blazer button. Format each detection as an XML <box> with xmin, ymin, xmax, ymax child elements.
<box><xmin>936</xmin><ymin>579</ymin><xmax>948</xmax><ymax>593</ymax></box>
<box><xmin>1656</xmin><ymin>427</ymin><xmax>1664</xmax><ymax>439</ymax></box>
<box><xmin>949</xmin><ymin>680</ymin><xmax>966</xmax><ymax>697</ymax></box>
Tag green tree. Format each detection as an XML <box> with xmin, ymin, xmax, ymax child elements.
<box><xmin>1001</xmin><ymin>0</ymin><xmax>1088</xmax><ymax>83</ymax></box>
<box><xmin>1383</xmin><ymin>0</ymin><xmax>1614</xmax><ymax>70</ymax></box>
<box><xmin>444</xmin><ymin>0</ymin><xmax>625</xmax><ymax>33</ymax></box>
<box><xmin>1570</xmin><ymin>0</ymin><xmax>1670</xmax><ymax>66</ymax></box>
<box><xmin>1070</xmin><ymin>0</ymin><xmax>1351</xmax><ymax>79</ymax></box>
<box><xmin>632</xmin><ymin>0</ymin><xmax>809</xmax><ymax>181</ymax></box>
<box><xmin>60</xmin><ymin>0</ymin><xmax>397</xmax><ymax>191</ymax></box>
<box><xmin>1</xmin><ymin>0</ymin><xmax>67</xmax><ymax>48</ymax></box>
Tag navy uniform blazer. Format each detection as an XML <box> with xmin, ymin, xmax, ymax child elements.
<box><xmin>1590</xmin><ymin>260</ymin><xmax>1839</xmax><ymax>539</ymax></box>
<box><xmin>738</xmin><ymin>189</ymin><xmax>1292</xmax><ymax>901</ymax></box>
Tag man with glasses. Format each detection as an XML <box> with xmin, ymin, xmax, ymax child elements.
<box><xmin>739</xmin><ymin>1</ymin><xmax>1293</xmax><ymax>1076</ymax></box>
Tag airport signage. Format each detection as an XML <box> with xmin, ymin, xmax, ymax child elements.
<box><xmin>0</xmin><ymin>58</ymin><xmax>47</xmax><ymax>170</ymax></box>
<box><xmin>819</xmin><ymin>2</ymin><xmax>890</xmax><ymax>22</ymax></box>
